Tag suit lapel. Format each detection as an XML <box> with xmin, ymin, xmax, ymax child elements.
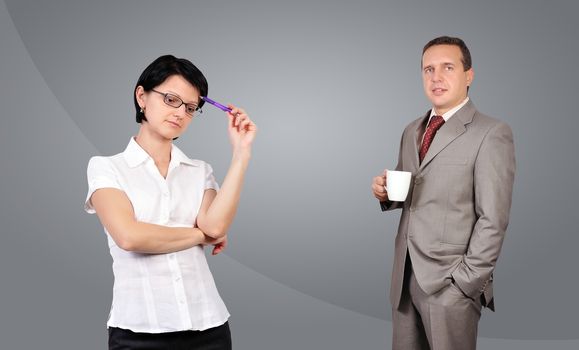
<box><xmin>409</xmin><ymin>112</ymin><xmax>430</xmax><ymax>171</ymax></box>
<box><xmin>419</xmin><ymin>101</ymin><xmax>476</xmax><ymax>169</ymax></box>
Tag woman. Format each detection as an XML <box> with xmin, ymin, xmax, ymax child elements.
<box><xmin>84</xmin><ymin>55</ymin><xmax>257</xmax><ymax>349</ymax></box>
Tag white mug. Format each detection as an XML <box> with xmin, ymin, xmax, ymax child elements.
<box><xmin>385</xmin><ymin>170</ymin><xmax>412</xmax><ymax>201</ymax></box>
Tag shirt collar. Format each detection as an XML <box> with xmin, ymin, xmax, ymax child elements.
<box><xmin>429</xmin><ymin>97</ymin><xmax>470</xmax><ymax>123</ymax></box>
<box><xmin>123</xmin><ymin>137</ymin><xmax>150</xmax><ymax>168</ymax></box>
<box><xmin>170</xmin><ymin>143</ymin><xmax>199</xmax><ymax>167</ymax></box>
<box><xmin>123</xmin><ymin>137</ymin><xmax>199</xmax><ymax>168</ymax></box>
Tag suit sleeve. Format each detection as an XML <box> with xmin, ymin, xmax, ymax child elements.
<box><xmin>380</xmin><ymin>128</ymin><xmax>406</xmax><ymax>211</ymax></box>
<box><xmin>451</xmin><ymin>121</ymin><xmax>515</xmax><ymax>298</ymax></box>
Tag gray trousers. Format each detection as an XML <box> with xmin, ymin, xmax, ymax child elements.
<box><xmin>392</xmin><ymin>259</ymin><xmax>483</xmax><ymax>350</ymax></box>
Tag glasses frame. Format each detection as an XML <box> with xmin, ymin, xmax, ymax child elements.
<box><xmin>150</xmin><ymin>89</ymin><xmax>203</xmax><ymax>118</ymax></box>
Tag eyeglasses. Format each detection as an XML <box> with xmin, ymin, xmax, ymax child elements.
<box><xmin>150</xmin><ymin>89</ymin><xmax>203</xmax><ymax>117</ymax></box>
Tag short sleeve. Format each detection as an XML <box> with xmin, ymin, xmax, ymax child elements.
<box><xmin>204</xmin><ymin>162</ymin><xmax>220</xmax><ymax>191</ymax></box>
<box><xmin>84</xmin><ymin>156</ymin><xmax>123</xmax><ymax>214</ymax></box>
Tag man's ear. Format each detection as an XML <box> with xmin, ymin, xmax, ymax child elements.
<box><xmin>466</xmin><ymin>68</ymin><xmax>474</xmax><ymax>87</ymax></box>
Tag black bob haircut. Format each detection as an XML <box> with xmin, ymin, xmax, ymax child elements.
<box><xmin>134</xmin><ymin>55</ymin><xmax>208</xmax><ymax>123</ymax></box>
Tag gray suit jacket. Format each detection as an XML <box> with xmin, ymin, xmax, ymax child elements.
<box><xmin>382</xmin><ymin>100</ymin><xmax>515</xmax><ymax>311</ymax></box>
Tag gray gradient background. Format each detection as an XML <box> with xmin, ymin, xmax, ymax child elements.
<box><xmin>1</xmin><ymin>0</ymin><xmax>577</xmax><ymax>349</ymax></box>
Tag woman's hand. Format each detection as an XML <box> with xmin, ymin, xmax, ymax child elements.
<box><xmin>227</xmin><ymin>105</ymin><xmax>257</xmax><ymax>154</ymax></box>
<box><xmin>204</xmin><ymin>234</ymin><xmax>228</xmax><ymax>255</ymax></box>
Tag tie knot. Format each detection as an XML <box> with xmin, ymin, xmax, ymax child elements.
<box><xmin>429</xmin><ymin>115</ymin><xmax>445</xmax><ymax>131</ymax></box>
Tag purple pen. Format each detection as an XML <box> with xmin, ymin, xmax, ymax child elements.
<box><xmin>200</xmin><ymin>96</ymin><xmax>232</xmax><ymax>112</ymax></box>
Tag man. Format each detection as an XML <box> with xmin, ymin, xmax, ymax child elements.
<box><xmin>372</xmin><ymin>36</ymin><xmax>515</xmax><ymax>350</ymax></box>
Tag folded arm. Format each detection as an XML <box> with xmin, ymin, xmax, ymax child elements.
<box><xmin>90</xmin><ymin>188</ymin><xmax>213</xmax><ymax>254</ymax></box>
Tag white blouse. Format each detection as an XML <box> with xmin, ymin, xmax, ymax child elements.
<box><xmin>85</xmin><ymin>138</ymin><xmax>229</xmax><ymax>333</ymax></box>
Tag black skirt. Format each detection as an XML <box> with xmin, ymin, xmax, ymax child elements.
<box><xmin>108</xmin><ymin>322</ymin><xmax>231</xmax><ymax>350</ymax></box>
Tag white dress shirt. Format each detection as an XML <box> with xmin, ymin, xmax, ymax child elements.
<box><xmin>428</xmin><ymin>97</ymin><xmax>470</xmax><ymax>123</ymax></box>
<box><xmin>85</xmin><ymin>137</ymin><xmax>229</xmax><ymax>333</ymax></box>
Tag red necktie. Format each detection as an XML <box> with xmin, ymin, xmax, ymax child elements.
<box><xmin>419</xmin><ymin>115</ymin><xmax>445</xmax><ymax>163</ymax></box>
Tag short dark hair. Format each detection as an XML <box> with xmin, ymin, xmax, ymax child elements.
<box><xmin>422</xmin><ymin>36</ymin><xmax>472</xmax><ymax>71</ymax></box>
<box><xmin>134</xmin><ymin>55</ymin><xmax>208</xmax><ymax>123</ymax></box>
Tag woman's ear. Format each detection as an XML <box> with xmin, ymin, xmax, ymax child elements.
<box><xmin>135</xmin><ymin>86</ymin><xmax>146</xmax><ymax>109</ymax></box>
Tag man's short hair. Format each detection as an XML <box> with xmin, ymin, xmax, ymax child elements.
<box><xmin>422</xmin><ymin>36</ymin><xmax>472</xmax><ymax>71</ymax></box>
